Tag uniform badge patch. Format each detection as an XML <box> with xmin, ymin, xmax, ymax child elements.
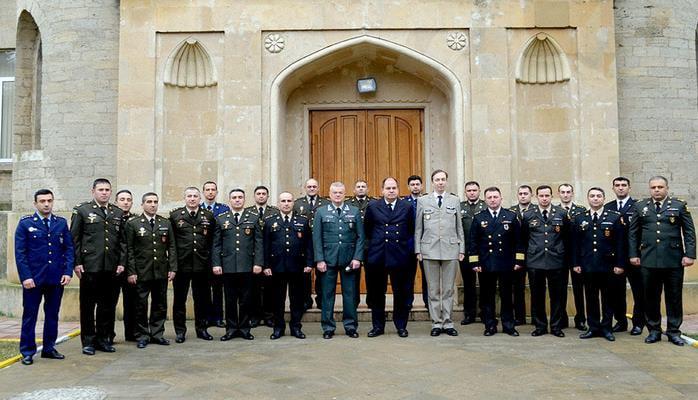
<box><xmin>554</xmin><ymin>226</ymin><xmax>561</xmax><ymax>233</ymax></box>
<box><xmin>245</xmin><ymin>228</ymin><xmax>251</xmax><ymax>235</ymax></box>
<box><xmin>138</xmin><ymin>227</ymin><xmax>146</xmax><ymax>237</ymax></box>
<box><xmin>28</xmin><ymin>227</ymin><xmax>37</xmax><ymax>232</ymax></box>
<box><xmin>669</xmin><ymin>216</ymin><xmax>676</xmax><ymax>223</ymax></box>
<box><xmin>88</xmin><ymin>213</ymin><xmax>98</xmax><ymax>223</ymax></box>
<box><xmin>481</xmin><ymin>220</ymin><xmax>488</xmax><ymax>228</ymax></box>
<box><xmin>223</xmin><ymin>220</ymin><xmax>231</xmax><ymax>229</ymax></box>
<box><xmin>425</xmin><ymin>215</ymin><xmax>431</xmax><ymax>220</ymax></box>
<box><xmin>178</xmin><ymin>220</ymin><xmax>185</xmax><ymax>227</ymax></box>
<box><xmin>604</xmin><ymin>229</ymin><xmax>611</xmax><ymax>237</ymax></box>
<box><xmin>297</xmin><ymin>232</ymin><xmax>303</xmax><ymax>238</ymax></box>
<box><xmin>503</xmin><ymin>223</ymin><xmax>509</xmax><ymax>231</ymax></box>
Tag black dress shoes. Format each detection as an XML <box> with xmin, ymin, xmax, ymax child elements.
<box><xmin>21</xmin><ymin>355</ymin><xmax>33</xmax><ymax>365</ymax></box>
<box><xmin>270</xmin><ymin>330</ymin><xmax>283</xmax><ymax>340</ymax></box>
<box><xmin>574</xmin><ymin>322</ymin><xmax>588</xmax><ymax>331</ymax></box>
<box><xmin>668</xmin><ymin>335</ymin><xmax>685</xmax><ymax>346</ymax></box>
<box><xmin>346</xmin><ymin>330</ymin><xmax>359</xmax><ymax>338</ymax></box>
<box><xmin>430</xmin><ymin>328</ymin><xmax>442</xmax><ymax>337</ymax></box>
<box><xmin>612</xmin><ymin>323</ymin><xmax>628</xmax><ymax>333</ymax></box>
<box><xmin>531</xmin><ymin>329</ymin><xmax>547</xmax><ymax>337</ymax></box>
<box><xmin>82</xmin><ymin>346</ymin><xmax>96</xmax><ymax>355</ymax></box>
<box><xmin>443</xmin><ymin>328</ymin><xmax>458</xmax><ymax>337</ymax></box>
<box><xmin>504</xmin><ymin>328</ymin><xmax>519</xmax><ymax>337</ymax></box>
<box><xmin>151</xmin><ymin>337</ymin><xmax>170</xmax><ymax>345</ymax></box>
<box><xmin>460</xmin><ymin>317</ymin><xmax>475</xmax><ymax>325</ymax></box>
<box><xmin>322</xmin><ymin>331</ymin><xmax>334</xmax><ymax>339</ymax></box>
<box><xmin>291</xmin><ymin>329</ymin><xmax>306</xmax><ymax>339</ymax></box>
<box><xmin>579</xmin><ymin>330</ymin><xmax>596</xmax><ymax>339</ymax></box>
<box><xmin>603</xmin><ymin>332</ymin><xmax>616</xmax><ymax>342</ymax></box>
<box><xmin>397</xmin><ymin>329</ymin><xmax>409</xmax><ymax>338</ymax></box>
<box><xmin>175</xmin><ymin>334</ymin><xmax>186</xmax><ymax>343</ymax></box>
<box><xmin>196</xmin><ymin>330</ymin><xmax>214</xmax><ymax>341</ymax></box>
<box><xmin>40</xmin><ymin>349</ymin><xmax>65</xmax><ymax>359</ymax></box>
<box><xmin>552</xmin><ymin>330</ymin><xmax>566</xmax><ymax>338</ymax></box>
<box><xmin>220</xmin><ymin>332</ymin><xmax>235</xmax><ymax>341</ymax></box>
<box><xmin>240</xmin><ymin>331</ymin><xmax>255</xmax><ymax>340</ymax></box>
<box><xmin>629</xmin><ymin>326</ymin><xmax>643</xmax><ymax>336</ymax></box>
<box><xmin>483</xmin><ymin>327</ymin><xmax>496</xmax><ymax>337</ymax></box>
<box><xmin>96</xmin><ymin>343</ymin><xmax>116</xmax><ymax>353</ymax></box>
<box><xmin>367</xmin><ymin>328</ymin><xmax>384</xmax><ymax>338</ymax></box>
<box><xmin>645</xmin><ymin>331</ymin><xmax>662</xmax><ymax>344</ymax></box>
<box><xmin>136</xmin><ymin>340</ymin><xmax>148</xmax><ymax>349</ymax></box>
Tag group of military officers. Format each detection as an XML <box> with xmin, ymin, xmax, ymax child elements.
<box><xmin>13</xmin><ymin>171</ymin><xmax>695</xmax><ymax>365</ymax></box>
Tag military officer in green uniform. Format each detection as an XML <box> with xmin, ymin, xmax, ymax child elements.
<box><xmin>110</xmin><ymin>189</ymin><xmax>138</xmax><ymax>344</ymax></box>
<box><xmin>510</xmin><ymin>184</ymin><xmax>533</xmax><ymax>325</ymax></box>
<box><xmin>294</xmin><ymin>178</ymin><xmax>330</xmax><ymax>310</ymax></box>
<box><xmin>459</xmin><ymin>181</ymin><xmax>486</xmax><ymax>325</ymax></box>
<box><xmin>169</xmin><ymin>187</ymin><xmax>216</xmax><ymax>343</ymax></box>
<box><xmin>629</xmin><ymin>176</ymin><xmax>696</xmax><ymax>346</ymax></box>
<box><xmin>313</xmin><ymin>181</ymin><xmax>365</xmax><ymax>339</ymax></box>
<box><xmin>125</xmin><ymin>192</ymin><xmax>177</xmax><ymax>349</ymax></box>
<box><xmin>70</xmin><ymin>178</ymin><xmax>127</xmax><ymax>355</ymax></box>
<box><xmin>246</xmin><ymin>185</ymin><xmax>279</xmax><ymax>328</ymax></box>
<box><xmin>347</xmin><ymin>179</ymin><xmax>373</xmax><ymax>308</ymax></box>
<box><xmin>212</xmin><ymin>188</ymin><xmax>264</xmax><ymax>341</ymax></box>
<box><xmin>558</xmin><ymin>183</ymin><xmax>588</xmax><ymax>331</ymax></box>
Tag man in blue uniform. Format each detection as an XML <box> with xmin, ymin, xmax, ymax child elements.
<box><xmin>469</xmin><ymin>187</ymin><xmax>523</xmax><ymax>337</ymax></box>
<box><xmin>364</xmin><ymin>177</ymin><xmax>415</xmax><ymax>337</ymax></box>
<box><xmin>15</xmin><ymin>189</ymin><xmax>74</xmax><ymax>365</ymax></box>
<box><xmin>404</xmin><ymin>175</ymin><xmax>427</xmax><ymax>309</ymax></box>
<box><xmin>262</xmin><ymin>192</ymin><xmax>313</xmax><ymax>339</ymax></box>
<box><xmin>313</xmin><ymin>182</ymin><xmax>365</xmax><ymax>339</ymax></box>
<box><xmin>201</xmin><ymin>181</ymin><xmax>230</xmax><ymax>328</ymax></box>
<box><xmin>572</xmin><ymin>187</ymin><xmax>625</xmax><ymax>341</ymax></box>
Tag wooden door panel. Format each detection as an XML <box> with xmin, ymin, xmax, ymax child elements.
<box><xmin>310</xmin><ymin>109</ymin><xmax>423</xmax><ymax>296</ymax></box>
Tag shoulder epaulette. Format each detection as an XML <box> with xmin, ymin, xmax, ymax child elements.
<box><xmin>264</xmin><ymin>213</ymin><xmax>278</xmax><ymax>220</ymax></box>
<box><xmin>606</xmin><ymin>209</ymin><xmax>621</xmax><ymax>216</ymax></box>
<box><xmin>170</xmin><ymin>206</ymin><xmax>185</xmax><ymax>215</ymax></box>
<box><xmin>20</xmin><ymin>215</ymin><xmax>32</xmax><ymax>220</ymax></box>
<box><xmin>474</xmin><ymin>209</ymin><xmax>487</xmax><ymax>216</ymax></box>
<box><xmin>75</xmin><ymin>201</ymin><xmax>90</xmax><ymax>209</ymax></box>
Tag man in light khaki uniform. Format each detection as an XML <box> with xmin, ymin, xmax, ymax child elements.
<box><xmin>414</xmin><ymin>169</ymin><xmax>465</xmax><ymax>337</ymax></box>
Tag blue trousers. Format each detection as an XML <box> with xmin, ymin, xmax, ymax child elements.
<box><xmin>20</xmin><ymin>284</ymin><xmax>64</xmax><ymax>356</ymax></box>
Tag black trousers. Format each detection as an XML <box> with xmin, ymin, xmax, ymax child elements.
<box><xmin>250</xmin><ymin>273</ymin><xmax>275</xmax><ymax>322</ymax></box>
<box><xmin>642</xmin><ymin>267</ymin><xmax>684</xmax><ymax>336</ymax></box>
<box><xmin>458</xmin><ymin>260</ymin><xmax>478</xmax><ymax>321</ymax></box>
<box><xmin>272</xmin><ymin>271</ymin><xmax>305</xmax><ymax>331</ymax></box>
<box><xmin>479</xmin><ymin>271</ymin><xmax>514</xmax><ymax>331</ymax></box>
<box><xmin>135</xmin><ymin>279</ymin><xmax>168</xmax><ymax>341</ymax></box>
<box><xmin>406</xmin><ymin>258</ymin><xmax>428</xmax><ymax>308</ymax></box>
<box><xmin>109</xmin><ymin>273</ymin><xmax>137</xmax><ymax>342</ymax></box>
<box><xmin>207</xmin><ymin>272</ymin><xmax>225</xmax><ymax>323</ymax></box>
<box><xmin>223</xmin><ymin>273</ymin><xmax>252</xmax><ymax>334</ymax></box>
<box><xmin>365</xmin><ymin>265</ymin><xmax>409</xmax><ymax>330</ymax></box>
<box><xmin>173</xmin><ymin>271</ymin><xmax>210</xmax><ymax>335</ymax></box>
<box><xmin>583</xmin><ymin>272</ymin><xmax>613</xmax><ymax>333</ymax></box>
<box><xmin>529</xmin><ymin>268</ymin><xmax>567</xmax><ymax>332</ymax></box>
<box><xmin>79</xmin><ymin>271</ymin><xmax>114</xmax><ymax>347</ymax></box>
<box><xmin>512</xmin><ymin>268</ymin><xmax>527</xmax><ymax>324</ymax></box>
<box><xmin>611</xmin><ymin>266</ymin><xmax>646</xmax><ymax>328</ymax></box>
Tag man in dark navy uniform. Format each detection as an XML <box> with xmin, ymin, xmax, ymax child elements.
<box><xmin>469</xmin><ymin>187</ymin><xmax>522</xmax><ymax>337</ymax></box>
<box><xmin>459</xmin><ymin>181</ymin><xmax>486</xmax><ymax>325</ymax></box>
<box><xmin>15</xmin><ymin>189</ymin><xmax>74</xmax><ymax>366</ymax></box>
<box><xmin>510</xmin><ymin>184</ymin><xmax>533</xmax><ymax>325</ymax></box>
<box><xmin>364</xmin><ymin>177</ymin><xmax>415</xmax><ymax>338</ymax></box>
<box><xmin>262</xmin><ymin>192</ymin><xmax>313</xmax><ymax>339</ymax></box>
<box><xmin>404</xmin><ymin>175</ymin><xmax>427</xmax><ymax>309</ymax></box>
<box><xmin>558</xmin><ymin>183</ymin><xmax>588</xmax><ymax>331</ymax></box>
<box><xmin>572</xmin><ymin>187</ymin><xmax>625</xmax><ymax>341</ymax></box>
<box><xmin>201</xmin><ymin>181</ymin><xmax>230</xmax><ymax>329</ymax></box>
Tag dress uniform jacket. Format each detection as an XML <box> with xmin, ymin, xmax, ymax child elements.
<box><xmin>460</xmin><ymin>199</ymin><xmax>487</xmax><ymax>248</ymax></box>
<box><xmin>560</xmin><ymin>203</ymin><xmax>587</xmax><ymax>219</ymax></box>
<box><xmin>313</xmin><ymin>203</ymin><xmax>365</xmax><ymax>267</ymax></box>
<box><xmin>201</xmin><ymin>202</ymin><xmax>230</xmax><ymax>217</ymax></box>
<box><xmin>347</xmin><ymin>196</ymin><xmax>373</xmax><ymax>219</ymax></box>
<box><xmin>70</xmin><ymin>200</ymin><xmax>126</xmax><ymax>272</ymax></box>
<box><xmin>364</xmin><ymin>198</ymin><xmax>415</xmax><ymax>269</ymax></box>
<box><xmin>15</xmin><ymin>213</ymin><xmax>74</xmax><ymax>285</ymax></box>
<box><xmin>628</xmin><ymin>197</ymin><xmax>697</xmax><ymax>267</ymax></box>
<box><xmin>263</xmin><ymin>213</ymin><xmax>313</xmax><ymax>272</ymax></box>
<box><xmin>571</xmin><ymin>210</ymin><xmax>626</xmax><ymax>272</ymax></box>
<box><xmin>510</xmin><ymin>204</ymin><xmax>532</xmax><ymax>220</ymax></box>
<box><xmin>414</xmin><ymin>193</ymin><xmax>465</xmax><ymax>260</ymax></box>
<box><xmin>468</xmin><ymin>209</ymin><xmax>522</xmax><ymax>272</ymax></box>
<box><xmin>246</xmin><ymin>204</ymin><xmax>280</xmax><ymax>223</ymax></box>
<box><xmin>518</xmin><ymin>205</ymin><xmax>571</xmax><ymax>270</ymax></box>
<box><xmin>125</xmin><ymin>215</ymin><xmax>178</xmax><ymax>280</ymax></box>
<box><xmin>293</xmin><ymin>196</ymin><xmax>329</xmax><ymax>226</ymax></box>
<box><xmin>212</xmin><ymin>209</ymin><xmax>264</xmax><ymax>273</ymax></box>
<box><xmin>169</xmin><ymin>207</ymin><xmax>216</xmax><ymax>273</ymax></box>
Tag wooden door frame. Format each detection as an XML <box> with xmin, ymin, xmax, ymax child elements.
<box><xmin>302</xmin><ymin>103</ymin><xmax>431</xmax><ymax>188</ymax></box>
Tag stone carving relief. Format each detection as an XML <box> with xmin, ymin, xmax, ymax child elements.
<box><xmin>164</xmin><ymin>37</ymin><xmax>217</xmax><ymax>88</ymax></box>
<box><xmin>515</xmin><ymin>33</ymin><xmax>571</xmax><ymax>84</ymax></box>
<box><xmin>264</xmin><ymin>34</ymin><xmax>285</xmax><ymax>53</ymax></box>
<box><xmin>446</xmin><ymin>32</ymin><xmax>468</xmax><ymax>51</ymax></box>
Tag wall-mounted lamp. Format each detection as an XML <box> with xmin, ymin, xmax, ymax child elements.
<box><xmin>356</xmin><ymin>77</ymin><xmax>377</xmax><ymax>94</ymax></box>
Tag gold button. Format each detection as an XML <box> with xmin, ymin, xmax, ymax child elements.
<box><xmin>154</xmin><ymin>256</ymin><xmax>157</xmax><ymax>260</ymax></box>
<box><xmin>656</xmin><ymin>230</ymin><xmax>660</xmax><ymax>234</ymax></box>
<box><xmin>105</xmin><ymin>238</ymin><xmax>109</xmax><ymax>241</ymax></box>
<box><xmin>657</xmin><ymin>239</ymin><xmax>660</xmax><ymax>243</ymax></box>
<box><xmin>48</xmin><ymin>260</ymin><xmax>52</xmax><ymax>263</ymax></box>
<box><xmin>105</xmin><ymin>246</ymin><xmax>109</xmax><ymax>250</ymax></box>
<box><xmin>153</xmin><ymin>241</ymin><xmax>156</xmax><ymax>244</ymax></box>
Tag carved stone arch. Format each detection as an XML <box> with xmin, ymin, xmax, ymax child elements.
<box><xmin>515</xmin><ymin>32</ymin><xmax>571</xmax><ymax>84</ymax></box>
<box><xmin>14</xmin><ymin>9</ymin><xmax>43</xmax><ymax>154</ymax></box>
<box><xmin>163</xmin><ymin>37</ymin><xmax>217</xmax><ymax>88</ymax></box>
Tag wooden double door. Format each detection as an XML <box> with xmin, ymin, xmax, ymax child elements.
<box><xmin>310</xmin><ymin>109</ymin><xmax>424</xmax><ymax>295</ymax></box>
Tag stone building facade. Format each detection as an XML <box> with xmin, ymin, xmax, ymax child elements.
<box><xmin>0</xmin><ymin>0</ymin><xmax>697</xmax><ymax>316</ymax></box>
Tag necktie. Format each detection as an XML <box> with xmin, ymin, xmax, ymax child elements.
<box><xmin>149</xmin><ymin>218</ymin><xmax>155</xmax><ymax>229</ymax></box>
<box><xmin>592</xmin><ymin>212</ymin><xmax>598</xmax><ymax>224</ymax></box>
<box><xmin>437</xmin><ymin>195</ymin><xmax>443</xmax><ymax>208</ymax></box>
<box><xmin>565</xmin><ymin>206</ymin><xmax>570</xmax><ymax>211</ymax></box>
<box><xmin>389</xmin><ymin>203</ymin><xmax>394</xmax><ymax>212</ymax></box>
<box><xmin>618</xmin><ymin>200</ymin><xmax>624</xmax><ymax>210</ymax></box>
<box><xmin>542</xmin><ymin>209</ymin><xmax>548</xmax><ymax>222</ymax></box>
<box><xmin>335</xmin><ymin>207</ymin><xmax>341</xmax><ymax>215</ymax></box>
<box><xmin>207</xmin><ymin>205</ymin><xmax>212</xmax><ymax>211</ymax></box>
<box><xmin>259</xmin><ymin>207</ymin><xmax>264</xmax><ymax>215</ymax></box>
<box><xmin>234</xmin><ymin>212</ymin><xmax>240</xmax><ymax>224</ymax></box>
<box><xmin>655</xmin><ymin>201</ymin><xmax>661</xmax><ymax>213</ymax></box>
<box><xmin>310</xmin><ymin>196</ymin><xmax>315</xmax><ymax>208</ymax></box>
<box><xmin>190</xmin><ymin>211</ymin><xmax>196</xmax><ymax>218</ymax></box>
<box><xmin>284</xmin><ymin>215</ymin><xmax>290</xmax><ymax>224</ymax></box>
<box><xmin>42</xmin><ymin>218</ymin><xmax>49</xmax><ymax>230</ymax></box>
<box><xmin>101</xmin><ymin>206</ymin><xmax>108</xmax><ymax>217</ymax></box>
<box><xmin>492</xmin><ymin>211</ymin><xmax>497</xmax><ymax>220</ymax></box>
